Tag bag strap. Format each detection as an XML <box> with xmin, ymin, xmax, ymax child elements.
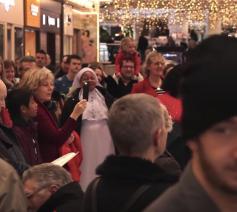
<box><xmin>91</xmin><ymin>177</ymin><xmax>101</xmax><ymax>212</ymax></box>
<box><xmin>85</xmin><ymin>178</ymin><xmax>150</xmax><ymax>212</ymax></box>
<box><xmin>120</xmin><ymin>184</ymin><xmax>151</xmax><ymax>212</ymax></box>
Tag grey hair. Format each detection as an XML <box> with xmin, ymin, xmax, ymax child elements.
<box><xmin>108</xmin><ymin>93</ymin><xmax>165</xmax><ymax>155</ymax></box>
<box><xmin>22</xmin><ymin>163</ymin><xmax>72</xmax><ymax>188</ymax></box>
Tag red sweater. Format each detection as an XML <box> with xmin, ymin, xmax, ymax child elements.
<box><xmin>131</xmin><ymin>78</ymin><xmax>182</xmax><ymax>122</ymax></box>
<box><xmin>115</xmin><ymin>49</ymin><xmax>141</xmax><ymax>75</ymax></box>
<box><xmin>36</xmin><ymin>100</ymin><xmax>77</xmax><ymax>162</ymax></box>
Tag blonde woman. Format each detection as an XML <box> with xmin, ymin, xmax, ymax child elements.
<box><xmin>131</xmin><ymin>51</ymin><xmax>182</xmax><ymax>122</ymax></box>
<box><xmin>18</xmin><ymin>67</ymin><xmax>87</xmax><ymax>162</ymax></box>
<box><xmin>131</xmin><ymin>51</ymin><xmax>166</xmax><ymax>96</ymax></box>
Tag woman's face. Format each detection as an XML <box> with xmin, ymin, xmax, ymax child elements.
<box><xmin>80</xmin><ymin>71</ymin><xmax>96</xmax><ymax>91</ymax></box>
<box><xmin>34</xmin><ymin>77</ymin><xmax>54</xmax><ymax>103</ymax></box>
<box><xmin>148</xmin><ymin>56</ymin><xmax>165</xmax><ymax>78</ymax></box>
<box><xmin>5</xmin><ymin>66</ymin><xmax>15</xmax><ymax>82</ymax></box>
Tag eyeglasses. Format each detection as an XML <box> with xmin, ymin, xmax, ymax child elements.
<box><xmin>122</xmin><ymin>65</ymin><xmax>135</xmax><ymax>69</ymax></box>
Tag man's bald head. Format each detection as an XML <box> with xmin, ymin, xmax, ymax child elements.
<box><xmin>0</xmin><ymin>80</ymin><xmax>7</xmax><ymax>112</ymax></box>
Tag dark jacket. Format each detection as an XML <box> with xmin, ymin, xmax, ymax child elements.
<box><xmin>61</xmin><ymin>87</ymin><xmax>114</xmax><ymax>133</ymax></box>
<box><xmin>144</xmin><ymin>164</ymin><xmax>220</xmax><ymax>212</ymax></box>
<box><xmin>0</xmin><ymin>123</ymin><xmax>29</xmax><ymax>175</ymax></box>
<box><xmin>38</xmin><ymin>182</ymin><xmax>84</xmax><ymax>212</ymax></box>
<box><xmin>12</xmin><ymin>118</ymin><xmax>42</xmax><ymax>165</ymax></box>
<box><xmin>105</xmin><ymin>75</ymin><xmax>138</xmax><ymax>98</ymax></box>
<box><xmin>35</xmin><ymin>99</ymin><xmax>77</xmax><ymax>162</ymax></box>
<box><xmin>83</xmin><ymin>155</ymin><xmax>179</xmax><ymax>212</ymax></box>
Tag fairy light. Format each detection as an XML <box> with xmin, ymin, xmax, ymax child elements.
<box><xmin>100</xmin><ymin>0</ymin><xmax>237</xmax><ymax>30</ymax></box>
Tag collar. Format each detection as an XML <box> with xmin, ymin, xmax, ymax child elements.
<box><xmin>177</xmin><ymin>163</ymin><xmax>220</xmax><ymax>211</ymax></box>
<box><xmin>96</xmin><ymin>155</ymin><xmax>179</xmax><ymax>182</ymax></box>
<box><xmin>38</xmin><ymin>182</ymin><xmax>83</xmax><ymax>212</ymax></box>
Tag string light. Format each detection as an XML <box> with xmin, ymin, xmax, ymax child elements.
<box><xmin>100</xmin><ymin>0</ymin><xmax>237</xmax><ymax>30</ymax></box>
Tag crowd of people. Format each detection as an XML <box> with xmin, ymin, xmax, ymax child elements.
<box><xmin>0</xmin><ymin>34</ymin><xmax>237</xmax><ymax>212</ymax></box>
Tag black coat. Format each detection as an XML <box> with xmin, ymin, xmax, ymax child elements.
<box><xmin>61</xmin><ymin>87</ymin><xmax>114</xmax><ymax>133</ymax></box>
<box><xmin>38</xmin><ymin>182</ymin><xmax>84</xmax><ymax>212</ymax></box>
<box><xmin>0</xmin><ymin>123</ymin><xmax>29</xmax><ymax>175</ymax></box>
<box><xmin>83</xmin><ymin>155</ymin><xmax>179</xmax><ymax>212</ymax></box>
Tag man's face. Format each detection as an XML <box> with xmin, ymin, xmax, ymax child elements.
<box><xmin>120</xmin><ymin>60</ymin><xmax>135</xmax><ymax>80</ymax></box>
<box><xmin>24</xmin><ymin>179</ymin><xmax>52</xmax><ymax>211</ymax></box>
<box><xmin>189</xmin><ymin>117</ymin><xmax>237</xmax><ymax>195</ymax></box>
<box><xmin>36</xmin><ymin>53</ymin><xmax>46</xmax><ymax>68</ymax></box>
<box><xmin>69</xmin><ymin>58</ymin><xmax>81</xmax><ymax>74</ymax></box>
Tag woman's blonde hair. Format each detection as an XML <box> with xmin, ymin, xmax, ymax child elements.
<box><xmin>143</xmin><ymin>51</ymin><xmax>165</xmax><ymax>77</ymax></box>
<box><xmin>18</xmin><ymin>67</ymin><xmax>54</xmax><ymax>91</ymax></box>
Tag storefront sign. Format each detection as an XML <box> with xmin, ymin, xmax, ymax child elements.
<box><xmin>40</xmin><ymin>0</ymin><xmax>61</xmax><ymax>33</ymax></box>
<box><xmin>0</xmin><ymin>0</ymin><xmax>15</xmax><ymax>11</ymax></box>
<box><xmin>42</xmin><ymin>14</ymin><xmax>60</xmax><ymax>28</ymax></box>
<box><xmin>31</xmin><ymin>3</ymin><xmax>39</xmax><ymax>16</ymax></box>
<box><xmin>25</xmin><ymin>0</ymin><xmax>40</xmax><ymax>28</ymax></box>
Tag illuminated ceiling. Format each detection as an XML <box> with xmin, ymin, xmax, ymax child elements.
<box><xmin>100</xmin><ymin>0</ymin><xmax>237</xmax><ymax>28</ymax></box>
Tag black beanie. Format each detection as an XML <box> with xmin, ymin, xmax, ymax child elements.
<box><xmin>181</xmin><ymin>35</ymin><xmax>237</xmax><ymax>140</ymax></box>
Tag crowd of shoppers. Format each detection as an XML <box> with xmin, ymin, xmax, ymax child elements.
<box><xmin>0</xmin><ymin>34</ymin><xmax>236</xmax><ymax>212</ymax></box>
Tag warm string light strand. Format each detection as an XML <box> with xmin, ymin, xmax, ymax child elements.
<box><xmin>100</xmin><ymin>0</ymin><xmax>237</xmax><ymax>29</ymax></box>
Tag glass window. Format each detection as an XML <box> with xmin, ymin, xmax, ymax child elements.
<box><xmin>15</xmin><ymin>27</ymin><xmax>23</xmax><ymax>59</ymax></box>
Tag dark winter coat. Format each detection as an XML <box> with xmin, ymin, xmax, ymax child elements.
<box><xmin>83</xmin><ymin>155</ymin><xmax>179</xmax><ymax>212</ymax></box>
<box><xmin>0</xmin><ymin>123</ymin><xmax>29</xmax><ymax>175</ymax></box>
<box><xmin>38</xmin><ymin>182</ymin><xmax>84</xmax><ymax>212</ymax></box>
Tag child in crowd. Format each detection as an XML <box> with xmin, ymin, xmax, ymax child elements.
<box><xmin>6</xmin><ymin>88</ymin><xmax>42</xmax><ymax>165</ymax></box>
<box><xmin>115</xmin><ymin>37</ymin><xmax>142</xmax><ymax>78</ymax></box>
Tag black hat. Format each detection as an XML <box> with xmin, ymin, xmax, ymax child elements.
<box><xmin>181</xmin><ymin>35</ymin><xmax>237</xmax><ymax>140</ymax></box>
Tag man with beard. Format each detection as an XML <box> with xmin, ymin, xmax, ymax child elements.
<box><xmin>105</xmin><ymin>58</ymin><xmax>139</xmax><ymax>98</ymax></box>
<box><xmin>145</xmin><ymin>35</ymin><xmax>237</xmax><ymax>212</ymax></box>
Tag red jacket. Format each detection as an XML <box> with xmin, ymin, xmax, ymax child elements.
<box><xmin>115</xmin><ymin>49</ymin><xmax>141</xmax><ymax>75</ymax></box>
<box><xmin>35</xmin><ymin>100</ymin><xmax>77</xmax><ymax>162</ymax></box>
<box><xmin>131</xmin><ymin>78</ymin><xmax>182</xmax><ymax>122</ymax></box>
<box><xmin>60</xmin><ymin>131</ymin><xmax>83</xmax><ymax>182</ymax></box>
<box><xmin>1</xmin><ymin>108</ymin><xmax>12</xmax><ymax>128</ymax></box>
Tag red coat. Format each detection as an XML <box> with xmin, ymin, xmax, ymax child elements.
<box><xmin>131</xmin><ymin>78</ymin><xmax>182</xmax><ymax>122</ymax></box>
<box><xmin>60</xmin><ymin>131</ymin><xmax>83</xmax><ymax>182</ymax></box>
<box><xmin>115</xmin><ymin>49</ymin><xmax>141</xmax><ymax>76</ymax></box>
<box><xmin>35</xmin><ymin>100</ymin><xmax>77</xmax><ymax>162</ymax></box>
<box><xmin>1</xmin><ymin>108</ymin><xmax>13</xmax><ymax>128</ymax></box>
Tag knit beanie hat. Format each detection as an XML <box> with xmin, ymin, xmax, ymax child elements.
<box><xmin>181</xmin><ymin>35</ymin><xmax>237</xmax><ymax>140</ymax></box>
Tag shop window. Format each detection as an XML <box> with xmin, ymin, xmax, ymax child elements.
<box><xmin>15</xmin><ymin>27</ymin><xmax>23</xmax><ymax>59</ymax></box>
<box><xmin>0</xmin><ymin>24</ymin><xmax>3</xmax><ymax>59</ymax></box>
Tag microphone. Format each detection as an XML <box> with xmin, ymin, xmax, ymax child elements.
<box><xmin>82</xmin><ymin>81</ymin><xmax>89</xmax><ymax>100</ymax></box>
